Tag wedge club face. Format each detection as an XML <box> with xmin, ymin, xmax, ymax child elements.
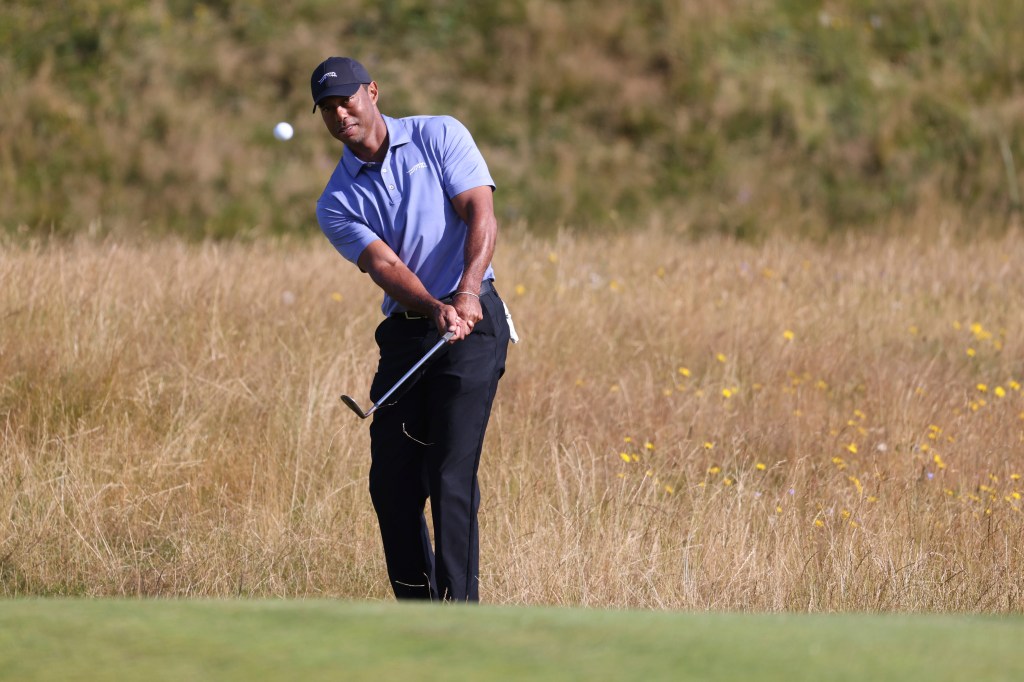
<box><xmin>340</xmin><ymin>330</ymin><xmax>454</xmax><ymax>420</ymax></box>
<box><xmin>340</xmin><ymin>394</ymin><xmax>371</xmax><ymax>419</ymax></box>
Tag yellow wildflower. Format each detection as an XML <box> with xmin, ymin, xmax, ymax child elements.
<box><xmin>783</xmin><ymin>330</ymin><xmax>795</xmax><ymax>341</ymax></box>
<box><xmin>678</xmin><ymin>367</ymin><xmax>691</xmax><ymax>377</ymax></box>
<box><xmin>756</xmin><ymin>462</ymin><xmax>767</xmax><ymax>471</ymax></box>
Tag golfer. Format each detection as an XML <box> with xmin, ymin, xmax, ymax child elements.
<box><xmin>311</xmin><ymin>56</ymin><xmax>512</xmax><ymax>602</ymax></box>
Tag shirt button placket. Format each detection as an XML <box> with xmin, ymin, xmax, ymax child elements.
<box><xmin>382</xmin><ymin>165</ymin><xmax>397</xmax><ymax>202</ymax></box>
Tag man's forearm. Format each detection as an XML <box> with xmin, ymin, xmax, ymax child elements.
<box><xmin>458</xmin><ymin>213</ymin><xmax>496</xmax><ymax>295</ymax></box>
<box><xmin>452</xmin><ymin>187</ymin><xmax>498</xmax><ymax>295</ymax></box>
<box><xmin>366</xmin><ymin>258</ymin><xmax>442</xmax><ymax>315</ymax></box>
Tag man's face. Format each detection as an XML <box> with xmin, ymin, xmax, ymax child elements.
<box><xmin>318</xmin><ymin>82</ymin><xmax>379</xmax><ymax>147</ymax></box>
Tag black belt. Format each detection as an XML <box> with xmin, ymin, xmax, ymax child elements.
<box><xmin>391</xmin><ymin>279</ymin><xmax>495</xmax><ymax>320</ymax></box>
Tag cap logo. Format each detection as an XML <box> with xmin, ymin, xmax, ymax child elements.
<box><xmin>318</xmin><ymin>71</ymin><xmax>337</xmax><ymax>84</ymax></box>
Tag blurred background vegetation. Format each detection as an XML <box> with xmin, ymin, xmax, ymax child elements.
<box><xmin>2</xmin><ymin>0</ymin><xmax>1023</xmax><ymax>239</ymax></box>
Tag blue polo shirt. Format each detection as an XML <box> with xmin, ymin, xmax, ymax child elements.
<box><xmin>317</xmin><ymin>114</ymin><xmax>496</xmax><ymax>316</ymax></box>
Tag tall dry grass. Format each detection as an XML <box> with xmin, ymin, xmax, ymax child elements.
<box><xmin>2</xmin><ymin>223</ymin><xmax>1023</xmax><ymax>611</ymax></box>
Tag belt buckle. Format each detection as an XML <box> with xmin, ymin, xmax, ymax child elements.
<box><xmin>401</xmin><ymin>311</ymin><xmax>425</xmax><ymax>320</ymax></box>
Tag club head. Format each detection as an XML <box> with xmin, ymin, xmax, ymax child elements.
<box><xmin>340</xmin><ymin>394</ymin><xmax>370</xmax><ymax>419</ymax></box>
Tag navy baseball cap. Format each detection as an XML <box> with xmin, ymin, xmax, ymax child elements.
<box><xmin>311</xmin><ymin>57</ymin><xmax>372</xmax><ymax>112</ymax></box>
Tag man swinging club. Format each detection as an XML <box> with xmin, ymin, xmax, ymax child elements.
<box><xmin>311</xmin><ymin>56</ymin><xmax>512</xmax><ymax>602</ymax></box>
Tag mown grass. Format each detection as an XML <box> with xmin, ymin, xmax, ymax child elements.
<box><xmin>2</xmin><ymin>599</ymin><xmax>1023</xmax><ymax>681</ymax></box>
<box><xmin>2</xmin><ymin>224</ymin><xmax>1022</xmax><ymax>609</ymax></box>
<box><xmin>2</xmin><ymin>1</ymin><xmax>1023</xmax><ymax>237</ymax></box>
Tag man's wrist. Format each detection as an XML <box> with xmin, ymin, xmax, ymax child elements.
<box><xmin>455</xmin><ymin>277</ymin><xmax>483</xmax><ymax>297</ymax></box>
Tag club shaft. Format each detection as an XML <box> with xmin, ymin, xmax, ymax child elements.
<box><xmin>369</xmin><ymin>331</ymin><xmax>453</xmax><ymax>413</ymax></box>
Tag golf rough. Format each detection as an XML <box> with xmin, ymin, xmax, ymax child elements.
<box><xmin>273</xmin><ymin>121</ymin><xmax>294</xmax><ymax>141</ymax></box>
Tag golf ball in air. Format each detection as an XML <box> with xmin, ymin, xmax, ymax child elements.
<box><xmin>273</xmin><ymin>122</ymin><xmax>294</xmax><ymax>141</ymax></box>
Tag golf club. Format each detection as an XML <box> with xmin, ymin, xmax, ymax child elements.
<box><xmin>340</xmin><ymin>330</ymin><xmax>455</xmax><ymax>419</ymax></box>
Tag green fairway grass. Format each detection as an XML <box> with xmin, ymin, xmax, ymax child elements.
<box><xmin>1</xmin><ymin>600</ymin><xmax>1021</xmax><ymax>681</ymax></box>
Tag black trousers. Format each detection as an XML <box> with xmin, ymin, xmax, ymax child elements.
<box><xmin>367</xmin><ymin>282</ymin><xmax>510</xmax><ymax>602</ymax></box>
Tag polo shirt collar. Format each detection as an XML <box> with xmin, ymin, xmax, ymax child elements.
<box><xmin>340</xmin><ymin>115</ymin><xmax>411</xmax><ymax>178</ymax></box>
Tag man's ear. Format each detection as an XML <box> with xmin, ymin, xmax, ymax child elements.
<box><xmin>366</xmin><ymin>81</ymin><xmax>379</xmax><ymax>104</ymax></box>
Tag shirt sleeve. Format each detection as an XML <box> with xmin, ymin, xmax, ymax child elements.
<box><xmin>316</xmin><ymin>197</ymin><xmax>381</xmax><ymax>265</ymax></box>
<box><xmin>433</xmin><ymin>116</ymin><xmax>495</xmax><ymax>198</ymax></box>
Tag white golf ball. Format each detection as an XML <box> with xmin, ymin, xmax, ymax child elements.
<box><xmin>273</xmin><ymin>121</ymin><xmax>294</xmax><ymax>141</ymax></box>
